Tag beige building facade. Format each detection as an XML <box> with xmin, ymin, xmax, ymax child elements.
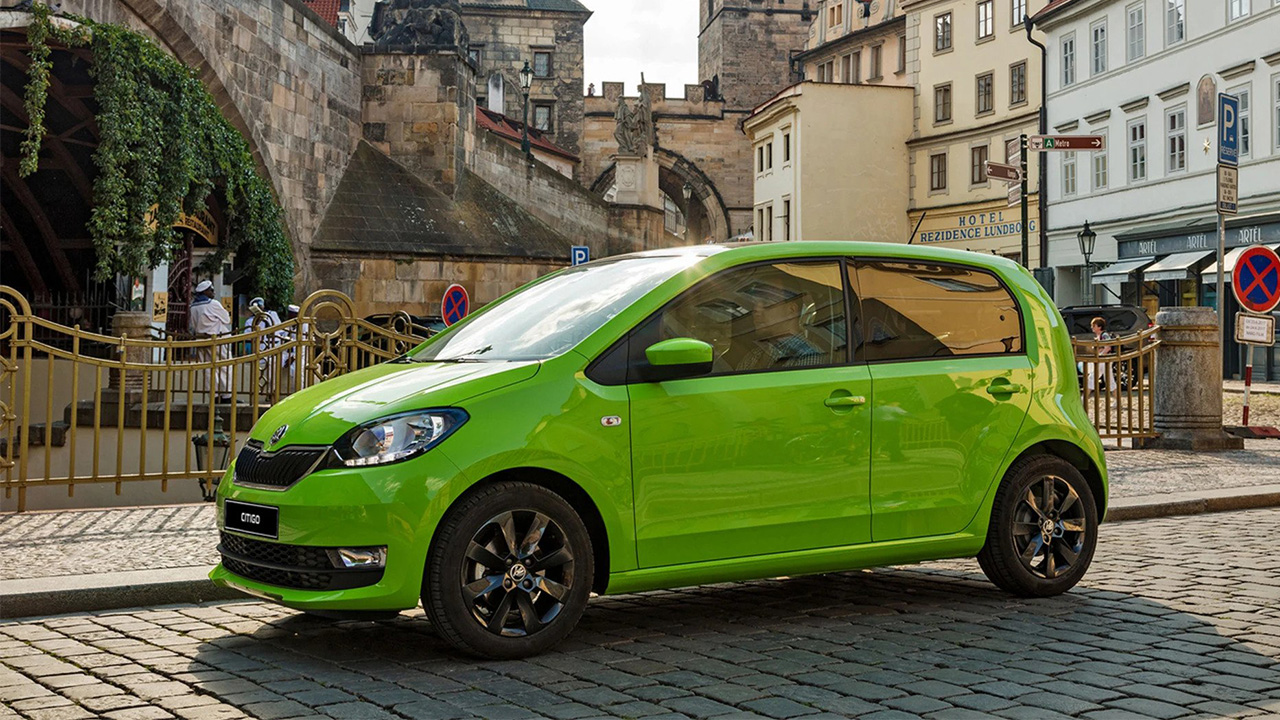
<box><xmin>745</xmin><ymin>82</ymin><xmax>914</xmax><ymax>243</ymax></box>
<box><xmin>800</xmin><ymin>0</ymin><xmax>910</xmax><ymax>88</ymax></box>
<box><xmin>904</xmin><ymin>0</ymin><xmax>1048</xmax><ymax>264</ymax></box>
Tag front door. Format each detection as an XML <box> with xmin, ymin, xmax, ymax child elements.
<box><xmin>628</xmin><ymin>260</ymin><xmax>873</xmax><ymax>568</ymax></box>
<box><xmin>853</xmin><ymin>260</ymin><xmax>1032</xmax><ymax>541</ymax></box>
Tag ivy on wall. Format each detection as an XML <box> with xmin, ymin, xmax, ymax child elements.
<box><xmin>18</xmin><ymin>2</ymin><xmax>294</xmax><ymax>306</ymax></box>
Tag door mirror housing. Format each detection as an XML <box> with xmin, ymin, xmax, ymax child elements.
<box><xmin>640</xmin><ymin>338</ymin><xmax>713</xmax><ymax>382</ymax></box>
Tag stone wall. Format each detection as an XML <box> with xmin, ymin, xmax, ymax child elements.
<box><xmin>698</xmin><ymin>1</ymin><xmax>811</xmax><ymax>111</ymax></box>
<box><xmin>361</xmin><ymin>51</ymin><xmax>475</xmax><ymax>194</ymax></box>
<box><xmin>65</xmin><ymin>0</ymin><xmax>364</xmax><ymax>294</ymax></box>
<box><xmin>462</xmin><ymin>6</ymin><xmax>587</xmax><ymax>171</ymax></box>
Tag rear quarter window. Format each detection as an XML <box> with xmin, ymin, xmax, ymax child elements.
<box><xmin>855</xmin><ymin>260</ymin><xmax>1024</xmax><ymax>362</ymax></box>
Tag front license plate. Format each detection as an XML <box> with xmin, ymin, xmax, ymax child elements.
<box><xmin>224</xmin><ymin>499</ymin><xmax>279</xmax><ymax>539</ymax></box>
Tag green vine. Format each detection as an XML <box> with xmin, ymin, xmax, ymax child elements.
<box><xmin>17</xmin><ymin>3</ymin><xmax>293</xmax><ymax>306</ymax></box>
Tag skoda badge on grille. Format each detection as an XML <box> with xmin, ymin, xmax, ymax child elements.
<box><xmin>270</xmin><ymin>424</ymin><xmax>288</xmax><ymax>446</ymax></box>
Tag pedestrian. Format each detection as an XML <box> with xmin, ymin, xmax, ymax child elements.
<box><xmin>244</xmin><ymin>297</ymin><xmax>285</xmax><ymax>398</ymax></box>
<box><xmin>1081</xmin><ymin>316</ymin><xmax>1118</xmax><ymax>401</ymax></box>
<box><xmin>189</xmin><ymin>280</ymin><xmax>232</xmax><ymax>403</ymax></box>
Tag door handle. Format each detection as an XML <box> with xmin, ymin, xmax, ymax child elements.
<box><xmin>985</xmin><ymin>383</ymin><xmax>1026</xmax><ymax>395</ymax></box>
<box><xmin>824</xmin><ymin>395</ymin><xmax>867</xmax><ymax>407</ymax></box>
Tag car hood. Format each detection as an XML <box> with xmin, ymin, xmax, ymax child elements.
<box><xmin>250</xmin><ymin>360</ymin><xmax>540</xmax><ymax>447</ymax></box>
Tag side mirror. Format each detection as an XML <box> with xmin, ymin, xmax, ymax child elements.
<box><xmin>640</xmin><ymin>338</ymin><xmax>714</xmax><ymax>382</ymax></box>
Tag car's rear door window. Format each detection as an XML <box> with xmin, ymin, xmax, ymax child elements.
<box><xmin>852</xmin><ymin>260</ymin><xmax>1023</xmax><ymax>361</ymax></box>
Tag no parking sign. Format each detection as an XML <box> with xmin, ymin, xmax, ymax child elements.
<box><xmin>441</xmin><ymin>283</ymin><xmax>470</xmax><ymax>327</ymax></box>
<box><xmin>1232</xmin><ymin>246</ymin><xmax>1280</xmax><ymax>314</ymax></box>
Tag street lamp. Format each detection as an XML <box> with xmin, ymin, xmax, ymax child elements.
<box><xmin>519</xmin><ymin>60</ymin><xmax>534</xmax><ymax>155</ymax></box>
<box><xmin>1078</xmin><ymin>221</ymin><xmax>1097</xmax><ymax>302</ymax></box>
<box><xmin>681</xmin><ymin>182</ymin><xmax>693</xmax><ymax>242</ymax></box>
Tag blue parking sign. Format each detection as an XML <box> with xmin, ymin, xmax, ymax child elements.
<box><xmin>571</xmin><ymin>246</ymin><xmax>590</xmax><ymax>266</ymax></box>
<box><xmin>1218</xmin><ymin>93</ymin><xmax>1239</xmax><ymax>167</ymax></box>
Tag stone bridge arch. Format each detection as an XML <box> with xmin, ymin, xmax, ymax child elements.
<box><xmin>589</xmin><ymin>147</ymin><xmax>731</xmax><ymax>243</ymax></box>
<box><xmin>13</xmin><ymin>0</ymin><xmax>363</xmax><ymax>293</ymax></box>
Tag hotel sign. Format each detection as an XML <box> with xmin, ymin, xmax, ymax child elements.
<box><xmin>916</xmin><ymin>209</ymin><xmax>1037</xmax><ymax>244</ymax></box>
<box><xmin>1118</xmin><ymin>220</ymin><xmax>1280</xmax><ymax>259</ymax></box>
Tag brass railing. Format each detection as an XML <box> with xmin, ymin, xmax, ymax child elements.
<box><xmin>0</xmin><ymin>287</ymin><xmax>433</xmax><ymax>511</ymax></box>
<box><xmin>1073</xmin><ymin>324</ymin><xmax>1161</xmax><ymax>446</ymax></box>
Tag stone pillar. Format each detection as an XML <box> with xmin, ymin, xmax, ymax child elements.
<box><xmin>1148</xmin><ymin>306</ymin><xmax>1243</xmax><ymax>450</ymax></box>
<box><xmin>612</xmin><ymin>152</ymin><xmax>660</xmax><ymax>209</ymax></box>
<box><xmin>109</xmin><ymin>311</ymin><xmax>152</xmax><ymax>395</ymax></box>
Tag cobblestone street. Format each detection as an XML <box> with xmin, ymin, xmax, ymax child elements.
<box><xmin>1</xmin><ymin>509</ymin><xmax>1278</xmax><ymax>719</ymax></box>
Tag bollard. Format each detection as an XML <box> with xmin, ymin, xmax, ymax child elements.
<box><xmin>1148</xmin><ymin>306</ymin><xmax>1243</xmax><ymax>450</ymax></box>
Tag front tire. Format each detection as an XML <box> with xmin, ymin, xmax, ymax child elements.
<box><xmin>977</xmin><ymin>455</ymin><xmax>1098</xmax><ymax>597</ymax></box>
<box><xmin>423</xmin><ymin>481</ymin><xmax>594</xmax><ymax>659</ymax></box>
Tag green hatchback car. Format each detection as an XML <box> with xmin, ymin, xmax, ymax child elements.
<box><xmin>213</xmin><ymin>242</ymin><xmax>1107</xmax><ymax>658</ymax></box>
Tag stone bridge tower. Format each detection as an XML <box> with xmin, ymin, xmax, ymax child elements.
<box><xmin>699</xmin><ymin>0</ymin><xmax>813</xmax><ymax>111</ymax></box>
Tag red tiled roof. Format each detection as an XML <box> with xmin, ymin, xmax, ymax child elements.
<box><xmin>1031</xmin><ymin>0</ymin><xmax>1081</xmax><ymax>23</ymax></box>
<box><xmin>475</xmin><ymin>106</ymin><xmax>579</xmax><ymax>162</ymax></box>
<box><xmin>301</xmin><ymin>0</ymin><xmax>340</xmax><ymax>27</ymax></box>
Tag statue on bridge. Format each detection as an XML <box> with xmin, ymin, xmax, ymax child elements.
<box><xmin>613</xmin><ymin>76</ymin><xmax>656</xmax><ymax>155</ymax></box>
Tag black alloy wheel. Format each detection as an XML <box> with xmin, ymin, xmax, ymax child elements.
<box><xmin>424</xmin><ymin>481</ymin><xmax>593</xmax><ymax>658</ymax></box>
<box><xmin>978</xmin><ymin>455</ymin><xmax>1098</xmax><ymax>597</ymax></box>
<box><xmin>462</xmin><ymin>510</ymin><xmax>574</xmax><ymax>637</ymax></box>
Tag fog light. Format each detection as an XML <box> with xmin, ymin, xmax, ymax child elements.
<box><xmin>331</xmin><ymin>547</ymin><xmax>387</xmax><ymax>568</ymax></box>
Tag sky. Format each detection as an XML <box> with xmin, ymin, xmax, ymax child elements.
<box><xmin>582</xmin><ymin>1</ymin><xmax>700</xmax><ymax>97</ymax></box>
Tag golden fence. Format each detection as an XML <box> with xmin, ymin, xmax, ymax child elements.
<box><xmin>0</xmin><ymin>287</ymin><xmax>434</xmax><ymax>511</ymax></box>
<box><xmin>1073</xmin><ymin>324</ymin><xmax>1161</xmax><ymax>447</ymax></box>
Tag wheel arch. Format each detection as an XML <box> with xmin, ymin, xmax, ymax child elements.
<box><xmin>439</xmin><ymin>467</ymin><xmax>612</xmax><ymax>594</ymax></box>
<box><xmin>1010</xmin><ymin>441</ymin><xmax>1107</xmax><ymax>519</ymax></box>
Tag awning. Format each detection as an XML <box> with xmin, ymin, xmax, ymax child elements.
<box><xmin>1143</xmin><ymin>250</ymin><xmax>1214</xmax><ymax>282</ymax></box>
<box><xmin>1201</xmin><ymin>244</ymin><xmax>1280</xmax><ymax>282</ymax></box>
<box><xmin>1092</xmin><ymin>257</ymin><xmax>1154</xmax><ymax>285</ymax></box>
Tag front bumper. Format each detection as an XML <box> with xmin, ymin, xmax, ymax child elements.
<box><xmin>210</xmin><ymin>448</ymin><xmax>466</xmax><ymax>612</ymax></box>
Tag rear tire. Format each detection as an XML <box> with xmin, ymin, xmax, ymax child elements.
<box><xmin>423</xmin><ymin>481</ymin><xmax>594</xmax><ymax>659</ymax></box>
<box><xmin>977</xmin><ymin>455</ymin><xmax>1098</xmax><ymax>597</ymax></box>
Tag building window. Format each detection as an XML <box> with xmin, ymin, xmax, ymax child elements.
<box><xmin>1011</xmin><ymin>0</ymin><xmax>1026</xmax><ymax>25</ymax></box>
<box><xmin>1126</xmin><ymin>3</ymin><xmax>1144</xmax><ymax>61</ymax></box>
<box><xmin>1092</xmin><ymin>131</ymin><xmax>1109</xmax><ymax>190</ymax></box>
<box><xmin>971</xmin><ymin>145</ymin><xmax>989</xmax><ymax>184</ymax></box>
<box><xmin>1091</xmin><ymin>20</ymin><xmax>1107</xmax><ymax>75</ymax></box>
<box><xmin>817</xmin><ymin>60</ymin><xmax>834</xmax><ymax>82</ymax></box>
<box><xmin>1166</xmin><ymin>107</ymin><xmax>1186</xmax><ymax>172</ymax></box>
<box><xmin>870</xmin><ymin>45</ymin><xmax>882</xmax><ymax>79</ymax></box>
<box><xmin>1010</xmin><ymin>61</ymin><xmax>1027</xmax><ymax>105</ymax></box>
<box><xmin>934</xmin><ymin>84</ymin><xmax>952</xmax><ymax>123</ymax></box>
<box><xmin>767</xmin><ymin>142</ymin><xmax>774</xmax><ymax>170</ymax></box>
<box><xmin>976</xmin><ymin>72</ymin><xmax>994</xmax><ymax>115</ymax></box>
<box><xmin>1274</xmin><ymin>76</ymin><xmax>1280</xmax><ymax>151</ymax></box>
<box><xmin>1128</xmin><ymin>118</ymin><xmax>1147</xmax><ymax>182</ymax></box>
<box><xmin>840</xmin><ymin>54</ymin><xmax>852</xmax><ymax>83</ymax></box>
<box><xmin>468</xmin><ymin>45</ymin><xmax>482</xmax><ymax>65</ymax></box>
<box><xmin>782</xmin><ymin>199</ymin><xmax>791</xmax><ymax>242</ymax></box>
<box><xmin>1062</xmin><ymin>151</ymin><xmax>1077</xmax><ymax>196</ymax></box>
<box><xmin>783</xmin><ymin>132</ymin><xmax>791</xmax><ymax>163</ymax></box>
<box><xmin>763</xmin><ymin>204</ymin><xmax>773</xmax><ymax>242</ymax></box>
<box><xmin>664</xmin><ymin>194</ymin><xmax>686</xmax><ymax>236</ymax></box>
<box><xmin>977</xmin><ymin>0</ymin><xmax>994</xmax><ymax>39</ymax></box>
<box><xmin>533</xmin><ymin>103</ymin><xmax>552</xmax><ymax>131</ymax></box>
<box><xmin>1229</xmin><ymin>0</ymin><xmax>1250</xmax><ymax>21</ymax></box>
<box><xmin>1232</xmin><ymin>86</ymin><xmax>1251</xmax><ymax>157</ymax></box>
<box><xmin>757</xmin><ymin>145</ymin><xmax>765</xmax><ymax>173</ymax></box>
<box><xmin>898</xmin><ymin>35</ymin><xmax>907</xmax><ymax>72</ymax></box>
<box><xmin>533</xmin><ymin>51</ymin><xmax>553</xmax><ymax>78</ymax></box>
<box><xmin>936</xmin><ymin>13</ymin><xmax>952</xmax><ymax>51</ymax></box>
<box><xmin>828</xmin><ymin>1</ymin><xmax>843</xmax><ymax>29</ymax></box>
<box><xmin>1062</xmin><ymin>34</ymin><xmax>1076</xmax><ymax>86</ymax></box>
<box><xmin>1166</xmin><ymin>0</ymin><xmax>1184</xmax><ymax>46</ymax></box>
<box><xmin>930</xmin><ymin>153</ymin><xmax>948</xmax><ymax>191</ymax></box>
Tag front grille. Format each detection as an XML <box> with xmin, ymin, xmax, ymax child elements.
<box><xmin>233</xmin><ymin>441</ymin><xmax>329</xmax><ymax>488</ymax></box>
<box><xmin>218</xmin><ymin>532</ymin><xmax>383</xmax><ymax>592</ymax></box>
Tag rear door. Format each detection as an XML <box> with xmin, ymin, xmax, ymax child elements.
<box><xmin>852</xmin><ymin>259</ymin><xmax>1032</xmax><ymax>542</ymax></box>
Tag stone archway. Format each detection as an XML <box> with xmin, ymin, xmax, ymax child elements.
<box><xmin>590</xmin><ymin>147</ymin><xmax>731</xmax><ymax>243</ymax></box>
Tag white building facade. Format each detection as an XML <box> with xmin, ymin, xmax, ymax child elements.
<box><xmin>1037</xmin><ymin>0</ymin><xmax>1280</xmax><ymax>333</ymax></box>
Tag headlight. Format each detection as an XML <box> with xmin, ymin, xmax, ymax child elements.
<box><xmin>332</xmin><ymin>409</ymin><xmax>468</xmax><ymax>467</ymax></box>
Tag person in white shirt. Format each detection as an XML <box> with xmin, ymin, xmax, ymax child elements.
<box><xmin>244</xmin><ymin>297</ymin><xmax>285</xmax><ymax>398</ymax></box>
<box><xmin>189</xmin><ymin>280</ymin><xmax>232</xmax><ymax>402</ymax></box>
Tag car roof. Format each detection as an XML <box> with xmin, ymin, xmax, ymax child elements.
<box><xmin>624</xmin><ymin>241</ymin><xmax>1025</xmax><ymax>273</ymax></box>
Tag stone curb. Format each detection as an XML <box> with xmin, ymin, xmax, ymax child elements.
<box><xmin>3</xmin><ymin>487</ymin><xmax>1280</xmax><ymax>620</ymax></box>
<box><xmin>0</xmin><ymin>567</ymin><xmax>241</xmax><ymax>620</ymax></box>
<box><xmin>1105</xmin><ymin>483</ymin><xmax>1280</xmax><ymax>523</ymax></box>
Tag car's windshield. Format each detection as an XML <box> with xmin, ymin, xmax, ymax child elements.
<box><xmin>408</xmin><ymin>254</ymin><xmax>704</xmax><ymax>362</ymax></box>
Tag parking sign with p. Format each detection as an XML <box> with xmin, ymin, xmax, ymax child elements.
<box><xmin>571</xmin><ymin>246</ymin><xmax>590</xmax><ymax>266</ymax></box>
<box><xmin>1218</xmin><ymin>93</ymin><xmax>1239</xmax><ymax>166</ymax></box>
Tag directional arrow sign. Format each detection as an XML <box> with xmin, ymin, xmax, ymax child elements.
<box><xmin>1029</xmin><ymin>134</ymin><xmax>1106</xmax><ymax>151</ymax></box>
<box><xmin>985</xmin><ymin>161</ymin><xmax>1022</xmax><ymax>183</ymax></box>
